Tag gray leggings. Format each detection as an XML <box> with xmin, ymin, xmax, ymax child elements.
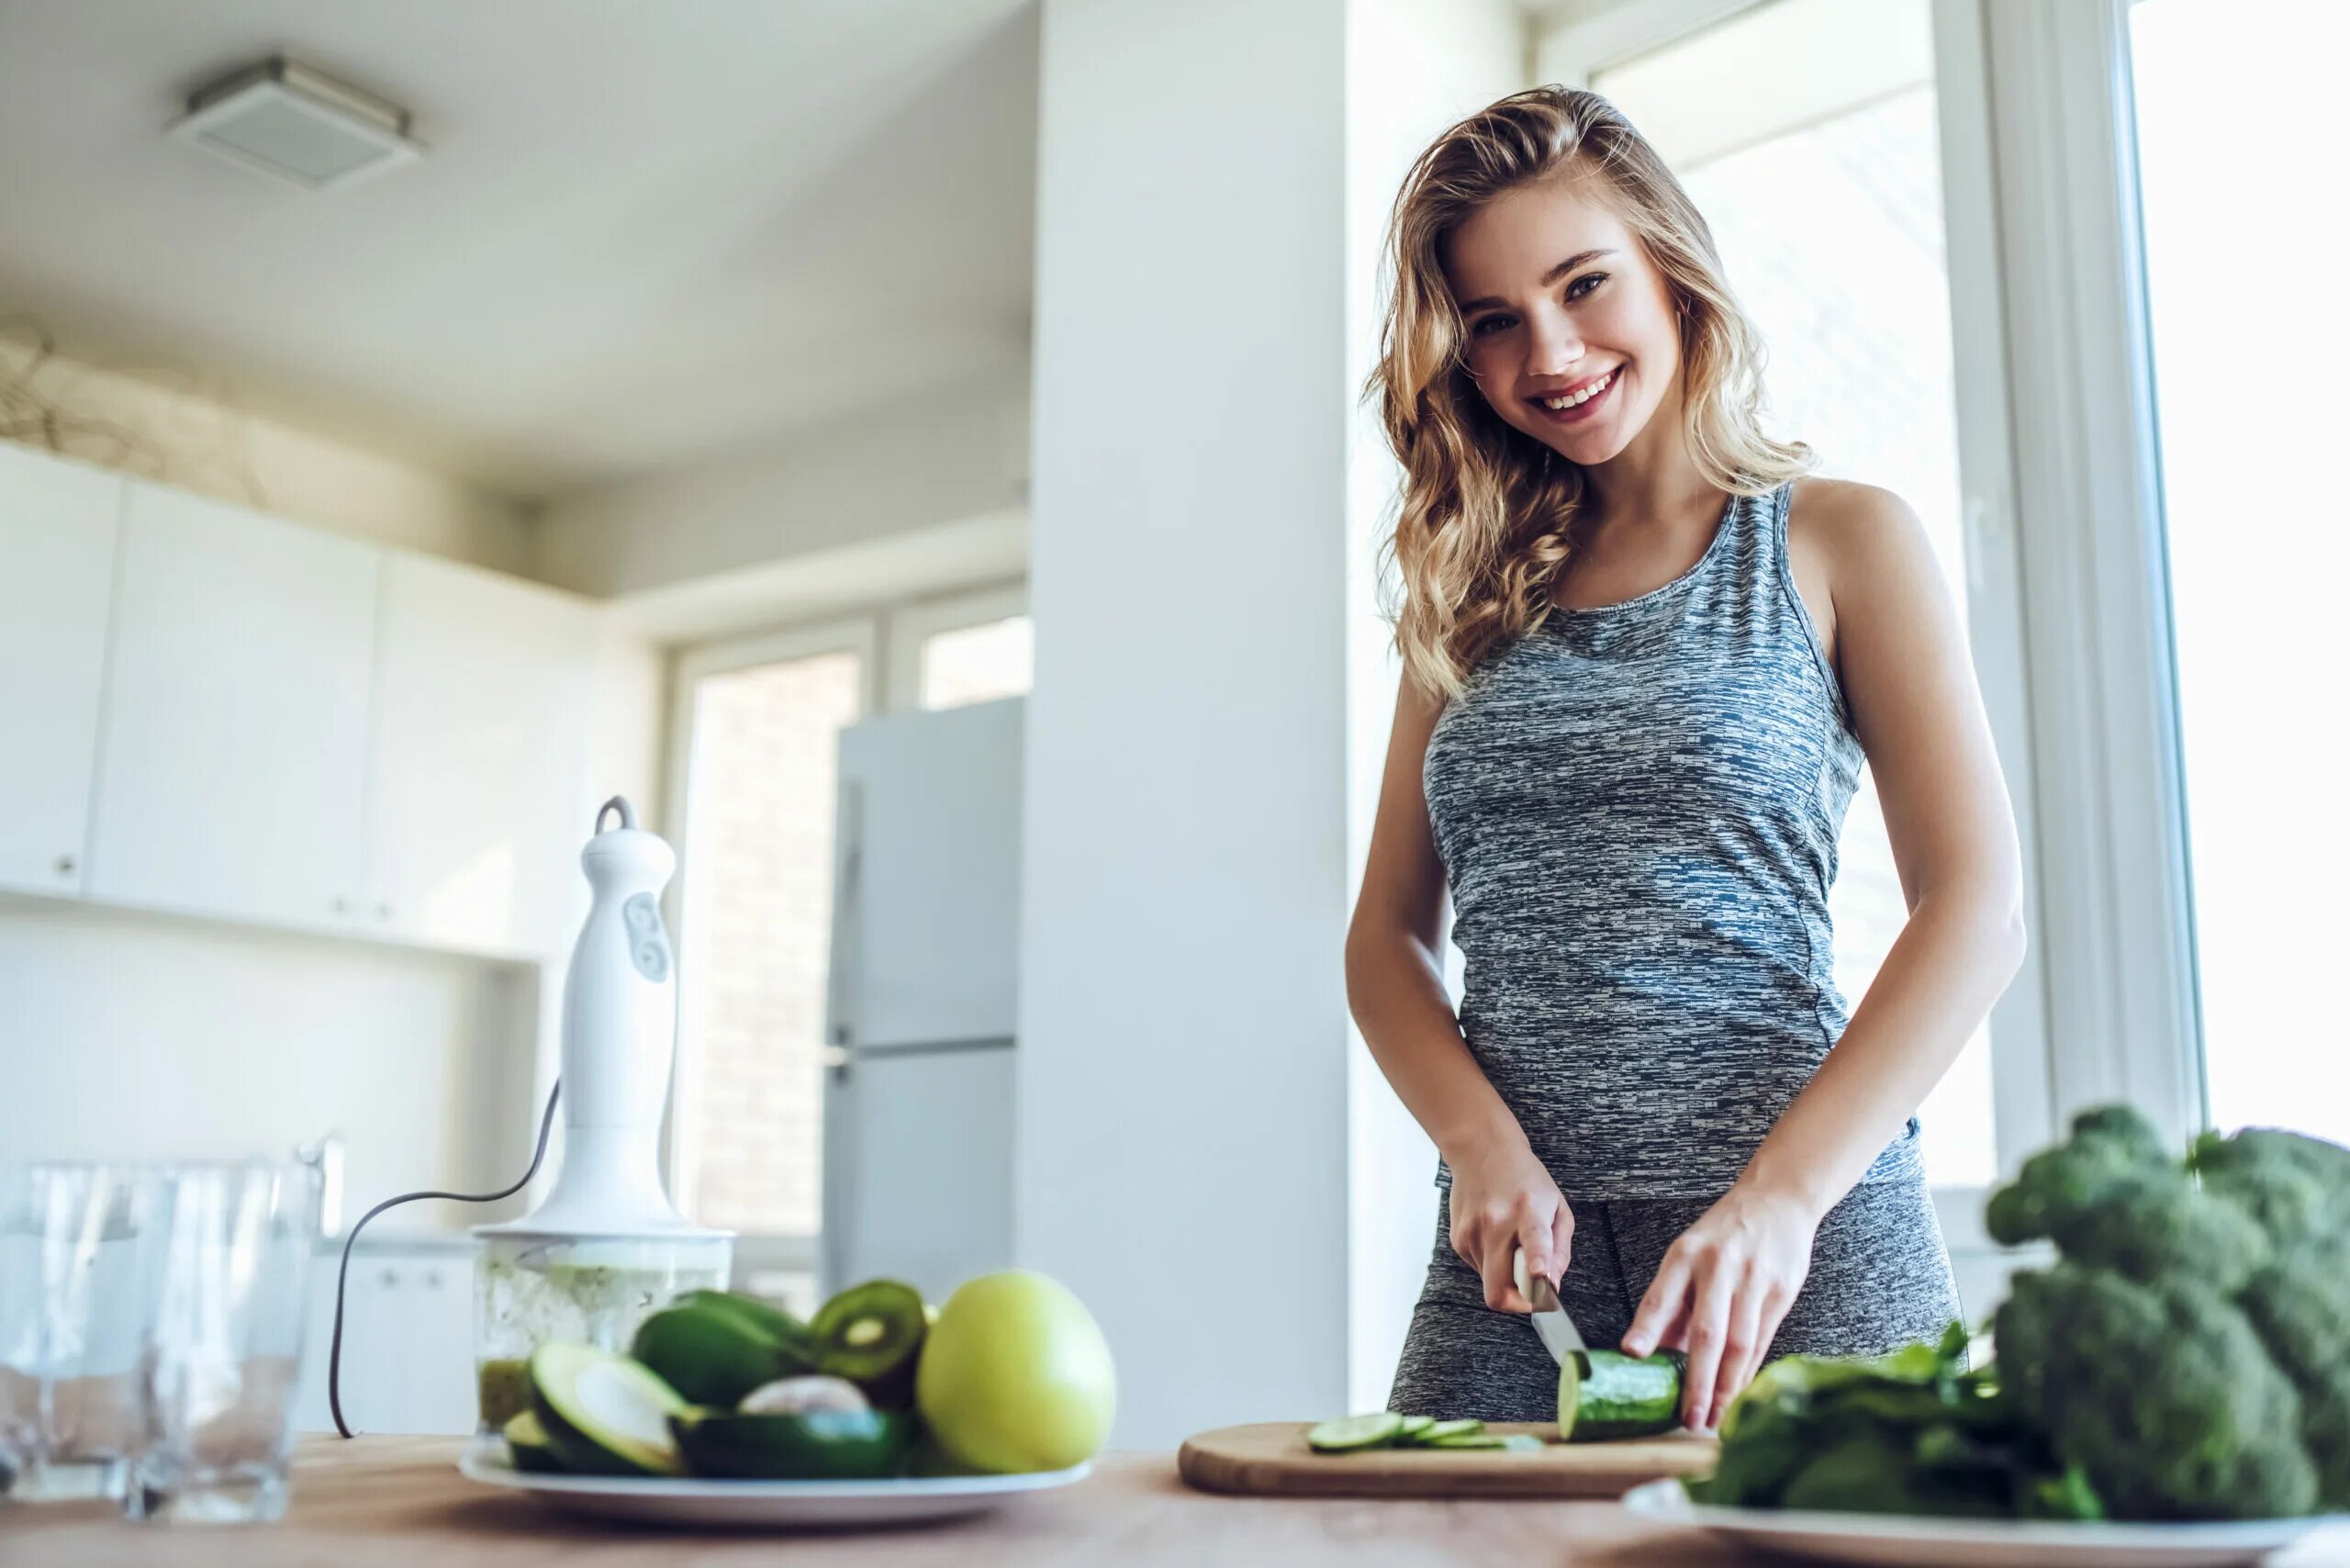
<box><xmin>1387</xmin><ymin>1171</ymin><xmax>1964</xmax><ymax>1421</ymax></box>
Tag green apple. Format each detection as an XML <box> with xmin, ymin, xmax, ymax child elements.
<box><xmin>915</xmin><ymin>1271</ymin><xmax>1115</xmax><ymax>1473</ymax></box>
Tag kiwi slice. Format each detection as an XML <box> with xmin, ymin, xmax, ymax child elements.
<box><xmin>810</xmin><ymin>1279</ymin><xmax>928</xmax><ymax>1406</ymax></box>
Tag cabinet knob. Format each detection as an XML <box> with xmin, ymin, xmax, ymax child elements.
<box><xmin>54</xmin><ymin>854</ymin><xmax>75</xmax><ymax>877</ymax></box>
<box><xmin>376</xmin><ymin>902</ymin><xmax>393</xmax><ymax>920</ymax></box>
<box><xmin>333</xmin><ymin>897</ymin><xmax>351</xmax><ymax>915</ymax></box>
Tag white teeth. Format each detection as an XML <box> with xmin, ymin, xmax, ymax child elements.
<box><xmin>1541</xmin><ymin>371</ymin><xmax>1614</xmax><ymax>410</ymax></box>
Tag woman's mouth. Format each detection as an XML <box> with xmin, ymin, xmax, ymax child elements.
<box><xmin>1527</xmin><ymin>366</ymin><xmax>1621</xmax><ymax>426</ymax></box>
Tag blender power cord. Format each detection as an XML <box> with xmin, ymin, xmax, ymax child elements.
<box><xmin>327</xmin><ymin>1079</ymin><xmax>563</xmax><ymax>1439</ymax></box>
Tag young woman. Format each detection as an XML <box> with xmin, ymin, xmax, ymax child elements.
<box><xmin>1345</xmin><ymin>86</ymin><xmax>2027</xmax><ymax>1433</ymax></box>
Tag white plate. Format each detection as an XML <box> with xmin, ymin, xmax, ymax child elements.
<box><xmin>456</xmin><ymin>1439</ymin><xmax>1092</xmax><ymax>1529</ymax></box>
<box><xmin>1618</xmin><ymin>1477</ymin><xmax>2350</xmax><ymax>1568</ymax></box>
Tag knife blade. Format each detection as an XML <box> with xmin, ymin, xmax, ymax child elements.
<box><xmin>1512</xmin><ymin>1247</ymin><xmax>1586</xmax><ymax>1362</ymax></box>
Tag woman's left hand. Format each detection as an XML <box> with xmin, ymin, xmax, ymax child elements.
<box><xmin>1619</xmin><ymin>1184</ymin><xmax>1822</xmax><ymax>1433</ymax></box>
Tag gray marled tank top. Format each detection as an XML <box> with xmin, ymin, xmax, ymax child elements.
<box><xmin>1423</xmin><ymin>480</ymin><xmax>1923</xmax><ymax>1199</ymax></box>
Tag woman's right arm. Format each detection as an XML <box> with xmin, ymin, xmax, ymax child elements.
<box><xmin>1345</xmin><ymin>676</ymin><xmax>1572</xmax><ymax>1313</ymax></box>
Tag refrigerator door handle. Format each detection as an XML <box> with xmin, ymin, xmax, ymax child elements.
<box><xmin>820</xmin><ymin>778</ymin><xmax>866</xmax><ymax>1297</ymax></box>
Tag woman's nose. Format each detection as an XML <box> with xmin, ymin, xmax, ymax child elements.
<box><xmin>1525</xmin><ymin>309</ymin><xmax>1586</xmax><ymax>375</ymax></box>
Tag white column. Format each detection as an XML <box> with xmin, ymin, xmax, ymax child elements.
<box><xmin>1022</xmin><ymin>0</ymin><xmax>1529</xmax><ymax>1445</ymax></box>
<box><xmin>1342</xmin><ymin>0</ymin><xmax>1529</xmax><ymax>1415</ymax></box>
<box><xmin>1021</xmin><ymin>0</ymin><xmax>1352</xmax><ymax>1448</ymax></box>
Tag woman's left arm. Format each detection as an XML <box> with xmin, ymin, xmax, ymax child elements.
<box><xmin>1622</xmin><ymin>481</ymin><xmax>2029</xmax><ymax>1430</ymax></box>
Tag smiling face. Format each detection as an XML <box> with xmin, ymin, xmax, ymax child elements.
<box><xmin>1442</xmin><ymin>174</ymin><xmax>1684</xmax><ymax>467</ymax></box>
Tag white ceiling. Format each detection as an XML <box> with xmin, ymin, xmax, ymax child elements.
<box><xmin>0</xmin><ymin>0</ymin><xmax>1039</xmax><ymax>498</ymax></box>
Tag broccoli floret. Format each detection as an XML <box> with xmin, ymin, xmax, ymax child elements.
<box><xmin>2045</xmin><ymin>1169</ymin><xmax>2272</xmax><ymax>1294</ymax></box>
<box><xmin>2191</xmin><ymin>1127</ymin><xmax>2350</xmax><ymax>1253</ymax></box>
<box><xmin>2238</xmin><ymin>1241</ymin><xmax>2350</xmax><ymax>1508</ymax></box>
<box><xmin>1985</xmin><ymin>1105</ymin><xmax>2174</xmax><ymax>1247</ymax></box>
<box><xmin>1993</xmin><ymin>1262</ymin><xmax>2318</xmax><ymax>1520</ymax></box>
<box><xmin>1780</xmin><ymin>1437</ymin><xmax>2010</xmax><ymax>1518</ymax></box>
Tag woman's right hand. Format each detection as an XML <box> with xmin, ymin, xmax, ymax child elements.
<box><xmin>1448</xmin><ymin>1141</ymin><xmax>1574</xmax><ymax>1313</ymax></box>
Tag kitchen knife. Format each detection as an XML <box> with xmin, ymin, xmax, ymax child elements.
<box><xmin>1512</xmin><ymin>1247</ymin><xmax>1585</xmax><ymax>1363</ymax></box>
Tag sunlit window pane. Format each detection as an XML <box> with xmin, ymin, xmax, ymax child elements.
<box><xmin>1599</xmin><ymin>0</ymin><xmax>1997</xmax><ymax>1186</ymax></box>
<box><xmin>677</xmin><ymin>652</ymin><xmax>861</xmax><ymax>1236</ymax></box>
<box><xmin>2131</xmin><ymin>0</ymin><xmax>2350</xmax><ymax>1144</ymax></box>
<box><xmin>920</xmin><ymin>614</ymin><xmax>1033</xmax><ymax>710</ymax></box>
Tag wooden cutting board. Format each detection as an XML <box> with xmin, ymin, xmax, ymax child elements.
<box><xmin>1177</xmin><ymin>1421</ymin><xmax>1718</xmax><ymax>1499</ymax></box>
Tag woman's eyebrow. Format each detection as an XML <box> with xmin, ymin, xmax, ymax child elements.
<box><xmin>1457</xmin><ymin>248</ymin><xmax>1619</xmax><ymax>313</ymax></box>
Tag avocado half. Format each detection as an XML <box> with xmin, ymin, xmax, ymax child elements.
<box><xmin>528</xmin><ymin>1341</ymin><xmax>689</xmax><ymax>1476</ymax></box>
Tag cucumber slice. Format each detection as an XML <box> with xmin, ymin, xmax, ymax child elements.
<box><xmin>1413</xmin><ymin>1418</ymin><xmax>1484</xmax><ymax>1444</ymax></box>
<box><xmin>502</xmin><ymin>1409</ymin><xmax>564</xmax><ymax>1473</ymax></box>
<box><xmin>1558</xmin><ymin>1350</ymin><xmax>1683</xmax><ymax>1442</ymax></box>
<box><xmin>670</xmin><ymin>1407</ymin><xmax>917</xmax><ymax>1480</ymax></box>
<box><xmin>1397</xmin><ymin>1415</ymin><xmax>1436</xmax><ymax>1440</ymax></box>
<box><xmin>528</xmin><ymin>1341</ymin><xmax>689</xmax><ymax>1476</ymax></box>
<box><xmin>1427</xmin><ymin>1433</ymin><xmax>1507</xmax><ymax>1450</ymax></box>
<box><xmin>1305</xmin><ymin>1412</ymin><xmax>1406</xmax><ymax>1452</ymax></box>
<box><xmin>810</xmin><ymin>1279</ymin><xmax>928</xmax><ymax>1406</ymax></box>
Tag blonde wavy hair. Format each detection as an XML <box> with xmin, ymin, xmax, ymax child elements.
<box><xmin>1367</xmin><ymin>85</ymin><xmax>1811</xmax><ymax>698</ymax></box>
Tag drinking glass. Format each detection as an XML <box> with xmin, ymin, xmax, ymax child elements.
<box><xmin>0</xmin><ymin>1161</ymin><xmax>158</xmax><ymax>1502</ymax></box>
<box><xmin>125</xmin><ymin>1159</ymin><xmax>320</xmax><ymax>1524</ymax></box>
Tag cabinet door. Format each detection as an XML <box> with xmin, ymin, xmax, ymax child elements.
<box><xmin>0</xmin><ymin>445</ymin><xmax>119</xmax><ymax>897</ymax></box>
<box><xmin>89</xmin><ymin>484</ymin><xmax>377</xmax><ymax>929</ymax></box>
<box><xmin>365</xmin><ymin>554</ymin><xmax>595</xmax><ymax>956</ymax></box>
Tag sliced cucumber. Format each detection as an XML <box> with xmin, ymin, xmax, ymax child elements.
<box><xmin>1558</xmin><ymin>1349</ymin><xmax>1683</xmax><ymax>1442</ymax></box>
<box><xmin>1304</xmin><ymin>1412</ymin><xmax>1406</xmax><ymax>1452</ymax></box>
<box><xmin>1413</xmin><ymin>1418</ymin><xmax>1484</xmax><ymax>1444</ymax></box>
<box><xmin>528</xmin><ymin>1341</ymin><xmax>689</xmax><ymax>1476</ymax></box>
<box><xmin>1428</xmin><ymin>1433</ymin><xmax>1508</xmax><ymax>1450</ymax></box>
<box><xmin>502</xmin><ymin>1408</ymin><xmax>563</xmax><ymax>1473</ymax></box>
<box><xmin>1397</xmin><ymin>1415</ymin><xmax>1436</xmax><ymax>1441</ymax></box>
<box><xmin>670</xmin><ymin>1407</ymin><xmax>916</xmax><ymax>1480</ymax></box>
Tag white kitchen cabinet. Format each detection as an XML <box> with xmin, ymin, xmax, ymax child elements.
<box><xmin>89</xmin><ymin>482</ymin><xmax>378</xmax><ymax>930</ymax></box>
<box><xmin>364</xmin><ymin>554</ymin><xmax>596</xmax><ymax>957</ymax></box>
<box><xmin>295</xmin><ymin>1243</ymin><xmax>477</xmax><ymax>1436</ymax></box>
<box><xmin>0</xmin><ymin>444</ymin><xmax>119</xmax><ymax>898</ymax></box>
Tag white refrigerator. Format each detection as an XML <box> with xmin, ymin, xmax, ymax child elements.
<box><xmin>819</xmin><ymin>696</ymin><xmax>1022</xmax><ymax>1299</ymax></box>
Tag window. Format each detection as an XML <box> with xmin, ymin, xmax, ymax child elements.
<box><xmin>2130</xmin><ymin>0</ymin><xmax>2349</xmax><ymax>1144</ymax></box>
<box><xmin>667</xmin><ymin>586</ymin><xmax>1031</xmax><ymax>1302</ymax></box>
<box><xmin>919</xmin><ymin>615</ymin><xmax>1034</xmax><ymax>711</ymax></box>
<box><xmin>1592</xmin><ymin>0</ymin><xmax>1997</xmax><ymax>1187</ymax></box>
<box><xmin>670</xmin><ymin>626</ymin><xmax>873</xmax><ymax>1307</ymax></box>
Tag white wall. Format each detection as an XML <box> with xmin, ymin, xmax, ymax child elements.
<box><xmin>532</xmin><ymin>369</ymin><xmax>1029</xmax><ymax>601</ymax></box>
<box><xmin>1343</xmin><ymin>0</ymin><xmax>1530</xmax><ymax>1413</ymax></box>
<box><xmin>0</xmin><ymin>347</ymin><xmax>532</xmax><ymax>576</ymax></box>
<box><xmin>0</xmin><ymin>900</ymin><xmax>541</xmax><ymax>1224</ymax></box>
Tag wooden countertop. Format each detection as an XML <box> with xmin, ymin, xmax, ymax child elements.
<box><xmin>6</xmin><ymin>1435</ymin><xmax>1755</xmax><ymax>1566</ymax></box>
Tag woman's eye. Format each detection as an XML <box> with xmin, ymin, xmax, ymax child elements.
<box><xmin>1470</xmin><ymin>315</ymin><xmax>1512</xmax><ymax>337</ymax></box>
<box><xmin>1566</xmin><ymin>272</ymin><xmax>1608</xmax><ymax>301</ymax></box>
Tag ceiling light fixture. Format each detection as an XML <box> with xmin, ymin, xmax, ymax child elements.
<box><xmin>171</xmin><ymin>56</ymin><xmax>423</xmax><ymax>192</ymax></box>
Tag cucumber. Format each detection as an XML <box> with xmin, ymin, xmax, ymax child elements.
<box><xmin>1305</xmin><ymin>1412</ymin><xmax>1406</xmax><ymax>1452</ymax></box>
<box><xmin>528</xmin><ymin>1341</ymin><xmax>690</xmax><ymax>1476</ymax></box>
<box><xmin>502</xmin><ymin>1408</ymin><xmax>564</xmax><ymax>1473</ymax></box>
<box><xmin>670</xmin><ymin>1406</ymin><xmax>917</xmax><ymax>1480</ymax></box>
<box><xmin>1413</xmin><ymin>1418</ymin><xmax>1484</xmax><ymax>1444</ymax></box>
<box><xmin>1397</xmin><ymin>1415</ymin><xmax>1436</xmax><ymax>1441</ymax></box>
<box><xmin>1427</xmin><ymin>1433</ymin><xmax>1508</xmax><ymax>1450</ymax></box>
<box><xmin>1558</xmin><ymin>1349</ymin><xmax>1684</xmax><ymax>1442</ymax></box>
